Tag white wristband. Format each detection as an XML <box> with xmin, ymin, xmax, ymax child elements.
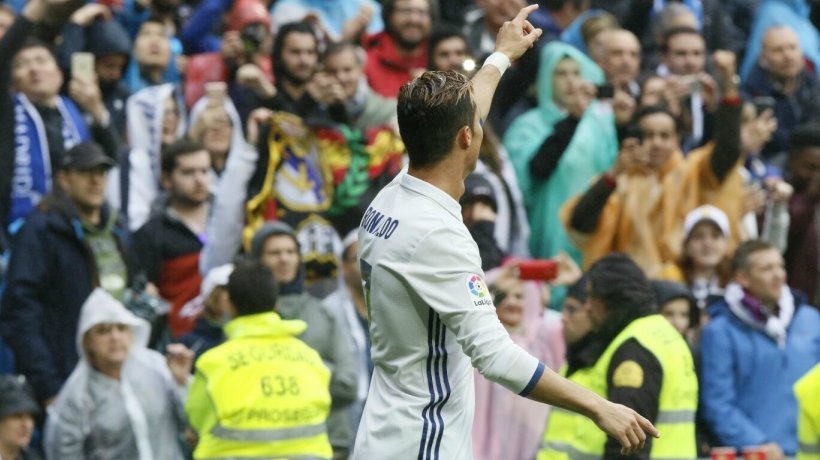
<box><xmin>482</xmin><ymin>52</ymin><xmax>511</xmax><ymax>77</ymax></box>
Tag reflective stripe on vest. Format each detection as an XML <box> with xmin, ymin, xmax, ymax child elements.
<box><xmin>655</xmin><ymin>409</ymin><xmax>695</xmax><ymax>424</ymax></box>
<box><xmin>539</xmin><ymin>440</ymin><xmax>602</xmax><ymax>460</ymax></box>
<box><xmin>800</xmin><ymin>441</ymin><xmax>820</xmax><ymax>454</ymax></box>
<box><xmin>537</xmin><ymin>315</ymin><xmax>697</xmax><ymax>460</ymax></box>
<box><xmin>207</xmin><ymin>456</ymin><xmax>326</xmax><ymax>460</ymax></box>
<box><xmin>211</xmin><ymin>422</ymin><xmax>327</xmax><ymax>442</ymax></box>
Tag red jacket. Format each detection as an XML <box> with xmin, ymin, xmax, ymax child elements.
<box><xmin>362</xmin><ymin>32</ymin><xmax>427</xmax><ymax>98</ymax></box>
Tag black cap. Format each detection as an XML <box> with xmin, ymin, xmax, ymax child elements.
<box><xmin>566</xmin><ymin>273</ymin><xmax>589</xmax><ymax>303</ymax></box>
<box><xmin>87</xmin><ymin>19</ymin><xmax>132</xmax><ymax>59</ymax></box>
<box><xmin>651</xmin><ymin>279</ymin><xmax>699</xmax><ymax>326</ymax></box>
<box><xmin>0</xmin><ymin>375</ymin><xmax>40</xmax><ymax>418</ymax></box>
<box><xmin>651</xmin><ymin>280</ymin><xmax>694</xmax><ymax>306</ymax></box>
<box><xmin>461</xmin><ymin>173</ymin><xmax>497</xmax><ymax>211</ymax></box>
<box><xmin>60</xmin><ymin>142</ymin><xmax>116</xmax><ymax>171</ymax></box>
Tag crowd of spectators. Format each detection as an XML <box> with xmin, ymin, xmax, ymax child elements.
<box><xmin>0</xmin><ymin>0</ymin><xmax>817</xmax><ymax>458</ymax></box>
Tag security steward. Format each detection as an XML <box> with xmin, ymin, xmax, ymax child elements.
<box><xmin>795</xmin><ymin>363</ymin><xmax>820</xmax><ymax>460</ymax></box>
<box><xmin>538</xmin><ymin>253</ymin><xmax>698</xmax><ymax>459</ymax></box>
<box><xmin>185</xmin><ymin>261</ymin><xmax>333</xmax><ymax>459</ymax></box>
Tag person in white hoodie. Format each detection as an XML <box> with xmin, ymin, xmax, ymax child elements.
<box><xmin>187</xmin><ymin>91</ymin><xmax>246</xmax><ymax>186</ymax></box>
<box><xmin>108</xmin><ymin>83</ymin><xmax>188</xmax><ymax>231</ymax></box>
<box><xmin>44</xmin><ymin>288</ymin><xmax>193</xmax><ymax>460</ymax></box>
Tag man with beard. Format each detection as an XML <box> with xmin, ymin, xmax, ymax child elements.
<box><xmin>362</xmin><ymin>0</ymin><xmax>432</xmax><ymax>98</ymax></box>
<box><xmin>133</xmin><ymin>139</ymin><xmax>212</xmax><ymax>339</ymax></box>
<box><xmin>263</xmin><ymin>21</ymin><xmax>329</xmax><ymax>123</ymax></box>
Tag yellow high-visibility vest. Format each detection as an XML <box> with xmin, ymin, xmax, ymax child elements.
<box><xmin>186</xmin><ymin>312</ymin><xmax>333</xmax><ymax>460</ymax></box>
<box><xmin>538</xmin><ymin>314</ymin><xmax>698</xmax><ymax>460</ymax></box>
<box><xmin>795</xmin><ymin>364</ymin><xmax>820</xmax><ymax>460</ymax></box>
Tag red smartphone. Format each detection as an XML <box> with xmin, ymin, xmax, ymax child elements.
<box><xmin>517</xmin><ymin>259</ymin><xmax>558</xmax><ymax>281</ymax></box>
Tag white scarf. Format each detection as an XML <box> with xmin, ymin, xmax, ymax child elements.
<box><xmin>724</xmin><ymin>282</ymin><xmax>795</xmax><ymax>348</ymax></box>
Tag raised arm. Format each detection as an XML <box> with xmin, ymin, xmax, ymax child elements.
<box><xmin>710</xmin><ymin>51</ymin><xmax>743</xmax><ymax>182</ymax></box>
<box><xmin>471</xmin><ymin>5</ymin><xmax>542</xmax><ymax>122</ymax></box>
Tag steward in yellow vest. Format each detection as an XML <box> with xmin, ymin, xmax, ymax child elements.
<box><xmin>538</xmin><ymin>254</ymin><xmax>698</xmax><ymax>460</ymax></box>
<box><xmin>185</xmin><ymin>261</ymin><xmax>333</xmax><ymax>459</ymax></box>
<box><xmin>795</xmin><ymin>364</ymin><xmax>820</xmax><ymax>460</ymax></box>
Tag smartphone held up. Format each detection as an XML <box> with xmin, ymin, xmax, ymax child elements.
<box><xmin>71</xmin><ymin>52</ymin><xmax>95</xmax><ymax>83</ymax></box>
<box><xmin>516</xmin><ymin>259</ymin><xmax>558</xmax><ymax>281</ymax></box>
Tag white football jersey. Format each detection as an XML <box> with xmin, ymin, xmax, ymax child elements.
<box><xmin>353</xmin><ymin>169</ymin><xmax>544</xmax><ymax>459</ymax></box>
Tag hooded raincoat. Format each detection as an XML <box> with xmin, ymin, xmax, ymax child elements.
<box><xmin>503</xmin><ymin>42</ymin><xmax>617</xmax><ymax>264</ymax></box>
<box><xmin>188</xmin><ymin>94</ymin><xmax>247</xmax><ymax>190</ymax></box>
<box><xmin>44</xmin><ymin>289</ymin><xmax>188</xmax><ymax>460</ymax></box>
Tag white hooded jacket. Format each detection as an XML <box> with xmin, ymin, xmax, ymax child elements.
<box><xmin>107</xmin><ymin>84</ymin><xmax>188</xmax><ymax>231</ymax></box>
<box><xmin>44</xmin><ymin>289</ymin><xmax>187</xmax><ymax>460</ymax></box>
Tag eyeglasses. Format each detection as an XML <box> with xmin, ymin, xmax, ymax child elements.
<box><xmin>394</xmin><ymin>6</ymin><xmax>430</xmax><ymax>17</ymax></box>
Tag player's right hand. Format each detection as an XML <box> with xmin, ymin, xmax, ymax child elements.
<box><xmin>593</xmin><ymin>401</ymin><xmax>659</xmax><ymax>455</ymax></box>
<box><xmin>494</xmin><ymin>4</ymin><xmax>543</xmax><ymax>61</ymax></box>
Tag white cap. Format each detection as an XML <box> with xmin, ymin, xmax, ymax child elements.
<box><xmin>201</xmin><ymin>264</ymin><xmax>235</xmax><ymax>300</ymax></box>
<box><xmin>683</xmin><ymin>205</ymin><xmax>730</xmax><ymax>238</ymax></box>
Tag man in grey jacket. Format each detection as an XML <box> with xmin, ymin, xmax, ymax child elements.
<box><xmin>250</xmin><ymin>221</ymin><xmax>358</xmax><ymax>459</ymax></box>
<box><xmin>321</xmin><ymin>41</ymin><xmax>398</xmax><ymax>132</ymax></box>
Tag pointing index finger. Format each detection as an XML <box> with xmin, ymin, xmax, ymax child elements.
<box><xmin>638</xmin><ymin>414</ymin><xmax>660</xmax><ymax>438</ymax></box>
<box><xmin>512</xmin><ymin>4</ymin><xmax>539</xmax><ymax>24</ymax></box>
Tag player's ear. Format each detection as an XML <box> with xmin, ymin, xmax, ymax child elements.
<box><xmin>456</xmin><ymin>125</ymin><xmax>472</xmax><ymax>149</ymax></box>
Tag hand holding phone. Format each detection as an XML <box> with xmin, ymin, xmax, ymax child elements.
<box><xmin>516</xmin><ymin>259</ymin><xmax>558</xmax><ymax>281</ymax></box>
<box><xmin>595</xmin><ymin>83</ymin><xmax>615</xmax><ymax>99</ymax></box>
<box><xmin>205</xmin><ymin>82</ymin><xmax>227</xmax><ymax>106</ymax></box>
<box><xmin>71</xmin><ymin>52</ymin><xmax>95</xmax><ymax>83</ymax></box>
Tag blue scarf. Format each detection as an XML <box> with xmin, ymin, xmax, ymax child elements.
<box><xmin>8</xmin><ymin>94</ymin><xmax>89</xmax><ymax>228</ymax></box>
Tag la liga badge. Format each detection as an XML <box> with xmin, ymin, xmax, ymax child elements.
<box><xmin>467</xmin><ymin>274</ymin><xmax>493</xmax><ymax>307</ymax></box>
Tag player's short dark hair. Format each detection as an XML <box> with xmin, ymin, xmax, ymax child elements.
<box><xmin>427</xmin><ymin>25</ymin><xmax>469</xmax><ymax>70</ymax></box>
<box><xmin>397</xmin><ymin>71</ymin><xmax>476</xmax><ymax>169</ymax></box>
<box><xmin>227</xmin><ymin>260</ymin><xmax>279</xmax><ymax>316</ymax></box>
<box><xmin>161</xmin><ymin>138</ymin><xmax>206</xmax><ymax>174</ymax></box>
<box><xmin>731</xmin><ymin>239</ymin><xmax>778</xmax><ymax>273</ymax></box>
<box><xmin>661</xmin><ymin>26</ymin><xmax>703</xmax><ymax>53</ymax></box>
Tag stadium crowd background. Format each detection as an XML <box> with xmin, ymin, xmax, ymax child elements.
<box><xmin>0</xmin><ymin>0</ymin><xmax>818</xmax><ymax>458</ymax></box>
